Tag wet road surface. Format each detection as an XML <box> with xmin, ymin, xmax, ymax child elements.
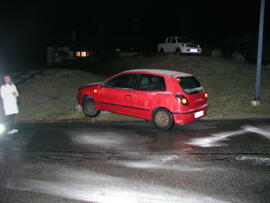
<box><xmin>0</xmin><ymin>119</ymin><xmax>270</xmax><ymax>203</ymax></box>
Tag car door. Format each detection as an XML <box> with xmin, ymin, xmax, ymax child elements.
<box><xmin>170</xmin><ymin>37</ymin><xmax>177</xmax><ymax>53</ymax></box>
<box><xmin>131</xmin><ymin>74</ymin><xmax>166</xmax><ymax>120</ymax></box>
<box><xmin>99</xmin><ymin>73</ymin><xmax>139</xmax><ymax>115</ymax></box>
<box><xmin>164</xmin><ymin>37</ymin><xmax>171</xmax><ymax>53</ymax></box>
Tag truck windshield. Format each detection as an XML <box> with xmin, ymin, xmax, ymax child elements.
<box><xmin>177</xmin><ymin>37</ymin><xmax>192</xmax><ymax>43</ymax></box>
<box><xmin>177</xmin><ymin>76</ymin><xmax>203</xmax><ymax>94</ymax></box>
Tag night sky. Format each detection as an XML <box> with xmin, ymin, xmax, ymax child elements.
<box><xmin>0</xmin><ymin>0</ymin><xmax>269</xmax><ymax>62</ymax></box>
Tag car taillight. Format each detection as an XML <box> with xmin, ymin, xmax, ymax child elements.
<box><xmin>175</xmin><ymin>94</ymin><xmax>189</xmax><ymax>106</ymax></box>
<box><xmin>204</xmin><ymin>92</ymin><xmax>208</xmax><ymax>99</ymax></box>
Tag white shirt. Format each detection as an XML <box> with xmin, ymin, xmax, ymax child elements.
<box><xmin>0</xmin><ymin>83</ymin><xmax>19</xmax><ymax>115</ymax></box>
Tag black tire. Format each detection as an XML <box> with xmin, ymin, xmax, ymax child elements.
<box><xmin>152</xmin><ymin>108</ymin><xmax>174</xmax><ymax>130</ymax></box>
<box><xmin>82</xmin><ymin>99</ymin><xmax>101</xmax><ymax>117</ymax></box>
<box><xmin>176</xmin><ymin>48</ymin><xmax>182</xmax><ymax>56</ymax></box>
<box><xmin>159</xmin><ymin>49</ymin><xmax>165</xmax><ymax>55</ymax></box>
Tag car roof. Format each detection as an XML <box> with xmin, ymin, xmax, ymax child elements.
<box><xmin>123</xmin><ymin>69</ymin><xmax>193</xmax><ymax>77</ymax></box>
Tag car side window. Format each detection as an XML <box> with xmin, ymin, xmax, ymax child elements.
<box><xmin>138</xmin><ymin>74</ymin><xmax>166</xmax><ymax>91</ymax></box>
<box><xmin>166</xmin><ymin>38</ymin><xmax>171</xmax><ymax>43</ymax></box>
<box><xmin>171</xmin><ymin>38</ymin><xmax>176</xmax><ymax>43</ymax></box>
<box><xmin>105</xmin><ymin>74</ymin><xmax>138</xmax><ymax>89</ymax></box>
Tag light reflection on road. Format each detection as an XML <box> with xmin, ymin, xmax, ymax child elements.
<box><xmin>1</xmin><ymin>122</ymin><xmax>270</xmax><ymax>202</ymax></box>
<box><xmin>7</xmin><ymin>168</ymin><xmax>229</xmax><ymax>203</ymax></box>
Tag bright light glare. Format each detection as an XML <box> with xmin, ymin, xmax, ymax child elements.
<box><xmin>181</xmin><ymin>98</ymin><xmax>188</xmax><ymax>104</ymax></box>
<box><xmin>0</xmin><ymin>124</ymin><xmax>5</xmax><ymax>134</ymax></box>
<box><xmin>75</xmin><ymin>51</ymin><xmax>81</xmax><ymax>57</ymax></box>
<box><xmin>81</xmin><ymin>51</ymin><xmax>87</xmax><ymax>57</ymax></box>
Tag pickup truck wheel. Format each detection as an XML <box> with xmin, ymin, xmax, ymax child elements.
<box><xmin>176</xmin><ymin>48</ymin><xmax>182</xmax><ymax>56</ymax></box>
<box><xmin>153</xmin><ymin>109</ymin><xmax>174</xmax><ymax>130</ymax></box>
<box><xmin>82</xmin><ymin>99</ymin><xmax>101</xmax><ymax>117</ymax></box>
<box><xmin>159</xmin><ymin>49</ymin><xmax>165</xmax><ymax>55</ymax></box>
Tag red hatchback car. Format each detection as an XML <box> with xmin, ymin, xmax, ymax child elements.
<box><xmin>77</xmin><ymin>69</ymin><xmax>208</xmax><ymax>129</ymax></box>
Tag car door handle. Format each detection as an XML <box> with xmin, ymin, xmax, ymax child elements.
<box><xmin>126</xmin><ymin>95</ymin><xmax>132</xmax><ymax>97</ymax></box>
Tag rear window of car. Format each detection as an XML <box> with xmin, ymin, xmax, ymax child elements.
<box><xmin>177</xmin><ymin>76</ymin><xmax>202</xmax><ymax>94</ymax></box>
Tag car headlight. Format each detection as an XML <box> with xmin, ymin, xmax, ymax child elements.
<box><xmin>0</xmin><ymin>124</ymin><xmax>5</xmax><ymax>134</ymax></box>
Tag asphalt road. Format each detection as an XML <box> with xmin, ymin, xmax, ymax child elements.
<box><xmin>0</xmin><ymin>119</ymin><xmax>270</xmax><ymax>203</ymax></box>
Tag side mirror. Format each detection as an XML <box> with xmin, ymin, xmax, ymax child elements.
<box><xmin>103</xmin><ymin>82</ymin><xmax>109</xmax><ymax>88</ymax></box>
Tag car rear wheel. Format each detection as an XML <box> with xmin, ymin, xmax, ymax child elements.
<box><xmin>153</xmin><ymin>109</ymin><xmax>174</xmax><ymax>130</ymax></box>
<box><xmin>82</xmin><ymin>99</ymin><xmax>101</xmax><ymax>117</ymax></box>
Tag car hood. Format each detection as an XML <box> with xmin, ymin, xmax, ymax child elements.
<box><xmin>184</xmin><ymin>42</ymin><xmax>199</xmax><ymax>47</ymax></box>
<box><xmin>79</xmin><ymin>82</ymin><xmax>103</xmax><ymax>90</ymax></box>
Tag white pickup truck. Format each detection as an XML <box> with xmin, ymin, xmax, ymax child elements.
<box><xmin>157</xmin><ymin>36</ymin><xmax>202</xmax><ymax>55</ymax></box>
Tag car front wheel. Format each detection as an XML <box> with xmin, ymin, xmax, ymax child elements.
<box><xmin>82</xmin><ymin>99</ymin><xmax>101</xmax><ymax>117</ymax></box>
<box><xmin>153</xmin><ymin>108</ymin><xmax>174</xmax><ymax>130</ymax></box>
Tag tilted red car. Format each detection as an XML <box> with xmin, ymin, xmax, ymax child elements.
<box><xmin>77</xmin><ymin>69</ymin><xmax>208</xmax><ymax>130</ymax></box>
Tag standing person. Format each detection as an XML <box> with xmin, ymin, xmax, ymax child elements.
<box><xmin>0</xmin><ymin>75</ymin><xmax>19</xmax><ymax>135</ymax></box>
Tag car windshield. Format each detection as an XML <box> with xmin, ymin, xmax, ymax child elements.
<box><xmin>177</xmin><ymin>76</ymin><xmax>203</xmax><ymax>94</ymax></box>
<box><xmin>177</xmin><ymin>37</ymin><xmax>192</xmax><ymax>43</ymax></box>
<box><xmin>105</xmin><ymin>74</ymin><xmax>138</xmax><ymax>89</ymax></box>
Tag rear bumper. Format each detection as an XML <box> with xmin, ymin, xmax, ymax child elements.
<box><xmin>172</xmin><ymin>107</ymin><xmax>208</xmax><ymax>125</ymax></box>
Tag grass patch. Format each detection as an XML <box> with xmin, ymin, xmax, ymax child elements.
<box><xmin>113</xmin><ymin>55</ymin><xmax>270</xmax><ymax>119</ymax></box>
<box><xmin>15</xmin><ymin>56</ymin><xmax>270</xmax><ymax>122</ymax></box>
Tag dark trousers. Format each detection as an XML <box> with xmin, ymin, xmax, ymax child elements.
<box><xmin>5</xmin><ymin>114</ymin><xmax>16</xmax><ymax>131</ymax></box>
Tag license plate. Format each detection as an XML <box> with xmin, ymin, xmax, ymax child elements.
<box><xmin>190</xmin><ymin>49</ymin><xmax>198</xmax><ymax>53</ymax></box>
<box><xmin>194</xmin><ymin>110</ymin><xmax>204</xmax><ymax>118</ymax></box>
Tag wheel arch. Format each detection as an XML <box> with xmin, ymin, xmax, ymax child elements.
<box><xmin>81</xmin><ymin>96</ymin><xmax>101</xmax><ymax>117</ymax></box>
<box><xmin>152</xmin><ymin>107</ymin><xmax>175</xmax><ymax>130</ymax></box>
<box><xmin>152</xmin><ymin>107</ymin><xmax>172</xmax><ymax>119</ymax></box>
<box><xmin>176</xmin><ymin>47</ymin><xmax>182</xmax><ymax>53</ymax></box>
<box><xmin>82</xmin><ymin>95</ymin><xmax>94</xmax><ymax>103</ymax></box>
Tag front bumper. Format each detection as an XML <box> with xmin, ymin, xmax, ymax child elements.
<box><xmin>77</xmin><ymin>93</ymin><xmax>83</xmax><ymax>105</ymax></box>
<box><xmin>182</xmin><ymin>47</ymin><xmax>202</xmax><ymax>54</ymax></box>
